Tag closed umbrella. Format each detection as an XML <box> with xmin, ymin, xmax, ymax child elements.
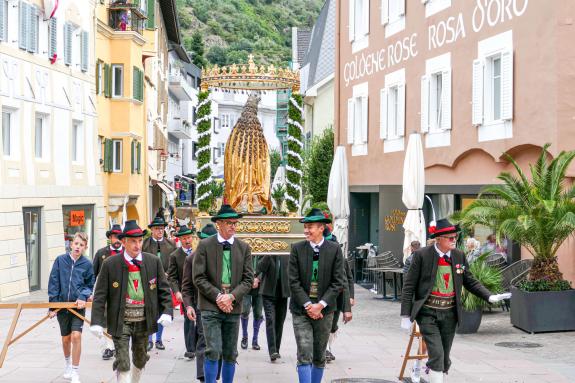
<box><xmin>402</xmin><ymin>133</ymin><xmax>426</xmax><ymax>262</ymax></box>
<box><xmin>327</xmin><ymin>146</ymin><xmax>350</xmax><ymax>255</ymax></box>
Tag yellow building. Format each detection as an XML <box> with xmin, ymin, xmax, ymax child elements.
<box><xmin>96</xmin><ymin>0</ymin><xmax>181</xmax><ymax>227</ymax></box>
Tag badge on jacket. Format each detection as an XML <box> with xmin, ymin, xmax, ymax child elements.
<box><xmin>455</xmin><ymin>264</ymin><xmax>465</xmax><ymax>274</ymax></box>
<box><xmin>149</xmin><ymin>277</ymin><xmax>157</xmax><ymax>290</ymax></box>
<box><xmin>112</xmin><ymin>281</ymin><xmax>119</xmax><ymax>288</ymax></box>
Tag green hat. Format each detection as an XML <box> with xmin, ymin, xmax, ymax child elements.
<box><xmin>174</xmin><ymin>225</ymin><xmax>194</xmax><ymax>237</ymax></box>
<box><xmin>300</xmin><ymin>208</ymin><xmax>332</xmax><ymax>224</ymax></box>
<box><xmin>148</xmin><ymin>216</ymin><xmax>167</xmax><ymax>228</ymax></box>
<box><xmin>198</xmin><ymin>224</ymin><xmax>217</xmax><ymax>239</ymax></box>
<box><xmin>211</xmin><ymin>204</ymin><xmax>243</xmax><ymax>222</ymax></box>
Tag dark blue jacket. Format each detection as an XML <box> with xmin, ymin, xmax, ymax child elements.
<box><xmin>48</xmin><ymin>253</ymin><xmax>95</xmax><ymax>303</ymax></box>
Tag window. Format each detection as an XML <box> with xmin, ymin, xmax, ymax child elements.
<box><xmin>349</xmin><ymin>0</ymin><xmax>370</xmax><ymax>52</ymax></box>
<box><xmin>96</xmin><ymin>61</ymin><xmax>104</xmax><ymax>95</ymax></box>
<box><xmin>381</xmin><ymin>0</ymin><xmax>405</xmax><ymax>37</ymax></box>
<box><xmin>72</xmin><ymin>122</ymin><xmax>83</xmax><ymax>163</ymax></box>
<box><xmin>35</xmin><ymin>114</ymin><xmax>46</xmax><ymax>159</ymax></box>
<box><xmin>112</xmin><ymin>139</ymin><xmax>122</xmax><ymax>172</ymax></box>
<box><xmin>131</xmin><ymin>140</ymin><xmax>141</xmax><ymax>174</ymax></box>
<box><xmin>2</xmin><ymin>110</ymin><xmax>11</xmax><ymax>156</ymax></box>
<box><xmin>0</xmin><ymin>0</ymin><xmax>7</xmax><ymax>42</ymax></box>
<box><xmin>213</xmin><ymin>117</ymin><xmax>219</xmax><ymax>134</ymax></box>
<box><xmin>219</xmin><ymin>143</ymin><xmax>225</xmax><ymax>156</ymax></box>
<box><xmin>421</xmin><ymin>52</ymin><xmax>451</xmax><ymax>142</ymax></box>
<box><xmin>472</xmin><ymin>30</ymin><xmax>513</xmax><ymax>141</ymax></box>
<box><xmin>192</xmin><ymin>142</ymin><xmax>197</xmax><ymax>160</ymax></box>
<box><xmin>212</xmin><ymin>147</ymin><xmax>220</xmax><ymax>164</ymax></box>
<box><xmin>112</xmin><ymin>64</ymin><xmax>123</xmax><ymax>98</ymax></box>
<box><xmin>423</xmin><ymin>0</ymin><xmax>451</xmax><ymax>18</ymax></box>
<box><xmin>347</xmin><ymin>82</ymin><xmax>368</xmax><ymax>156</ymax></box>
<box><xmin>220</xmin><ymin>113</ymin><xmax>230</xmax><ymax>129</ymax></box>
<box><xmin>380</xmin><ymin>69</ymin><xmax>405</xmax><ymax>153</ymax></box>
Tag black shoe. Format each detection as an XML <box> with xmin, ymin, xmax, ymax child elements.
<box><xmin>270</xmin><ymin>352</ymin><xmax>280</xmax><ymax>362</ymax></box>
<box><xmin>102</xmin><ymin>348</ymin><xmax>114</xmax><ymax>360</ymax></box>
<box><xmin>241</xmin><ymin>337</ymin><xmax>248</xmax><ymax>349</ymax></box>
<box><xmin>147</xmin><ymin>341</ymin><xmax>153</xmax><ymax>352</ymax></box>
<box><xmin>252</xmin><ymin>341</ymin><xmax>260</xmax><ymax>350</ymax></box>
<box><xmin>155</xmin><ymin>341</ymin><xmax>165</xmax><ymax>350</ymax></box>
<box><xmin>184</xmin><ymin>351</ymin><xmax>196</xmax><ymax>360</ymax></box>
<box><xmin>325</xmin><ymin>349</ymin><xmax>335</xmax><ymax>362</ymax></box>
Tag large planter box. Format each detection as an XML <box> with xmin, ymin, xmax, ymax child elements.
<box><xmin>456</xmin><ymin>309</ymin><xmax>482</xmax><ymax>334</ymax></box>
<box><xmin>510</xmin><ymin>286</ymin><xmax>575</xmax><ymax>333</ymax></box>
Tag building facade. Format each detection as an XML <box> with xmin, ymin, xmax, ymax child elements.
<box><xmin>0</xmin><ymin>0</ymin><xmax>105</xmax><ymax>298</ymax></box>
<box><xmin>96</xmin><ymin>0</ymin><xmax>148</xmax><ymax>226</ymax></box>
<box><xmin>335</xmin><ymin>0</ymin><xmax>575</xmax><ymax>282</ymax></box>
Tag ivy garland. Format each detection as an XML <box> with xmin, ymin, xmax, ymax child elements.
<box><xmin>285</xmin><ymin>93</ymin><xmax>304</xmax><ymax>213</ymax></box>
<box><xmin>195</xmin><ymin>91</ymin><xmax>213</xmax><ymax>212</ymax></box>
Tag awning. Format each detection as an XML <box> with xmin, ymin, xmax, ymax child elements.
<box><xmin>156</xmin><ymin>181</ymin><xmax>176</xmax><ymax>202</ymax></box>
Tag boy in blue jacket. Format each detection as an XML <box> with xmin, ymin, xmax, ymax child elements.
<box><xmin>48</xmin><ymin>232</ymin><xmax>94</xmax><ymax>383</ymax></box>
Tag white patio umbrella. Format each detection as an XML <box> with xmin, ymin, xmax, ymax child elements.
<box><xmin>121</xmin><ymin>196</ymin><xmax>129</xmax><ymax>229</ymax></box>
<box><xmin>402</xmin><ymin>133</ymin><xmax>426</xmax><ymax>262</ymax></box>
<box><xmin>327</xmin><ymin>146</ymin><xmax>350</xmax><ymax>256</ymax></box>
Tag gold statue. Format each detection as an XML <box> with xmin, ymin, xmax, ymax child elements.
<box><xmin>224</xmin><ymin>93</ymin><xmax>273</xmax><ymax>214</ymax></box>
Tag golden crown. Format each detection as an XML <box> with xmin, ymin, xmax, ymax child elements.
<box><xmin>201</xmin><ymin>55</ymin><xmax>300</xmax><ymax>94</ymax></box>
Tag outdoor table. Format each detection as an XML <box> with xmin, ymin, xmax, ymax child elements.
<box><xmin>371</xmin><ymin>267</ymin><xmax>403</xmax><ymax>301</ymax></box>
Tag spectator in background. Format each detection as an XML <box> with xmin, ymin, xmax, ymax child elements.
<box><xmin>465</xmin><ymin>238</ymin><xmax>481</xmax><ymax>264</ymax></box>
<box><xmin>402</xmin><ymin>241</ymin><xmax>422</xmax><ymax>275</ymax></box>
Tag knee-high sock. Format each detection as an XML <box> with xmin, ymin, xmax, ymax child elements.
<box><xmin>429</xmin><ymin>370</ymin><xmax>444</xmax><ymax>383</ymax></box>
<box><xmin>311</xmin><ymin>366</ymin><xmax>324</xmax><ymax>383</ymax></box>
<box><xmin>241</xmin><ymin>317</ymin><xmax>249</xmax><ymax>339</ymax></box>
<box><xmin>253</xmin><ymin>318</ymin><xmax>264</xmax><ymax>343</ymax></box>
<box><xmin>222</xmin><ymin>361</ymin><xmax>236</xmax><ymax>383</ymax></box>
<box><xmin>204</xmin><ymin>359</ymin><xmax>219</xmax><ymax>383</ymax></box>
<box><xmin>297</xmin><ymin>364</ymin><xmax>312</xmax><ymax>383</ymax></box>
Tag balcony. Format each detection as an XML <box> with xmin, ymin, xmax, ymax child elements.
<box><xmin>169</xmin><ymin>71</ymin><xmax>194</xmax><ymax>101</ymax></box>
<box><xmin>109</xmin><ymin>0</ymin><xmax>147</xmax><ymax>35</ymax></box>
<box><xmin>168</xmin><ymin>119</ymin><xmax>192</xmax><ymax>140</ymax></box>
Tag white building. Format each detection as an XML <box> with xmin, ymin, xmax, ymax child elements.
<box><xmin>0</xmin><ymin>0</ymin><xmax>104</xmax><ymax>299</ymax></box>
<box><xmin>209</xmin><ymin>90</ymin><xmax>280</xmax><ymax>178</ymax></box>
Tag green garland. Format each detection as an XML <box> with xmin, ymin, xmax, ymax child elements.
<box><xmin>195</xmin><ymin>91</ymin><xmax>213</xmax><ymax>212</ymax></box>
<box><xmin>286</xmin><ymin>93</ymin><xmax>304</xmax><ymax>213</ymax></box>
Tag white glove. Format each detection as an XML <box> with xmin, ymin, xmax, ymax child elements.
<box><xmin>157</xmin><ymin>314</ymin><xmax>173</xmax><ymax>327</ymax></box>
<box><xmin>488</xmin><ymin>292</ymin><xmax>512</xmax><ymax>303</ymax></box>
<box><xmin>90</xmin><ymin>325</ymin><xmax>104</xmax><ymax>338</ymax></box>
<box><xmin>400</xmin><ymin>317</ymin><xmax>412</xmax><ymax>331</ymax></box>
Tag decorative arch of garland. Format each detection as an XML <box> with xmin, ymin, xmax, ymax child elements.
<box><xmin>285</xmin><ymin>93</ymin><xmax>304</xmax><ymax>213</ymax></box>
<box><xmin>195</xmin><ymin>91</ymin><xmax>213</xmax><ymax>212</ymax></box>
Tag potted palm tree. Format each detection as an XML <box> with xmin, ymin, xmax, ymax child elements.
<box><xmin>457</xmin><ymin>252</ymin><xmax>503</xmax><ymax>334</ymax></box>
<box><xmin>456</xmin><ymin>144</ymin><xmax>575</xmax><ymax>333</ymax></box>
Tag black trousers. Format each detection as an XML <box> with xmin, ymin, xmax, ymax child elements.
<box><xmin>416</xmin><ymin>306</ymin><xmax>457</xmax><ymax>373</ymax></box>
<box><xmin>194</xmin><ymin>309</ymin><xmax>206</xmax><ymax>380</ymax></box>
<box><xmin>184</xmin><ymin>314</ymin><xmax>197</xmax><ymax>353</ymax></box>
<box><xmin>262</xmin><ymin>295</ymin><xmax>288</xmax><ymax>355</ymax></box>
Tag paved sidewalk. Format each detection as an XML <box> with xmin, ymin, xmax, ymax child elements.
<box><xmin>1</xmin><ymin>287</ymin><xmax>574</xmax><ymax>382</ymax></box>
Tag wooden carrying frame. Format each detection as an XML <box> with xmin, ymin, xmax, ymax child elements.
<box><xmin>0</xmin><ymin>302</ymin><xmax>111</xmax><ymax>368</ymax></box>
<box><xmin>399</xmin><ymin>322</ymin><xmax>428</xmax><ymax>380</ymax></box>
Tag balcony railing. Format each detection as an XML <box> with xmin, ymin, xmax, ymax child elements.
<box><xmin>168</xmin><ymin>119</ymin><xmax>192</xmax><ymax>140</ymax></box>
<box><xmin>109</xmin><ymin>0</ymin><xmax>147</xmax><ymax>35</ymax></box>
<box><xmin>169</xmin><ymin>70</ymin><xmax>194</xmax><ymax>101</ymax></box>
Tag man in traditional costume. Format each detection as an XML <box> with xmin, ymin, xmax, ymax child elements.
<box><xmin>90</xmin><ymin>221</ymin><xmax>173</xmax><ymax>383</ymax></box>
<box><xmin>193</xmin><ymin>205</ymin><xmax>253</xmax><ymax>383</ymax></box>
<box><xmin>289</xmin><ymin>208</ymin><xmax>346</xmax><ymax>383</ymax></box>
<box><xmin>400</xmin><ymin>218</ymin><xmax>511</xmax><ymax>383</ymax></box>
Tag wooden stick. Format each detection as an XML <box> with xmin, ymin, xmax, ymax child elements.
<box><xmin>0</xmin><ymin>304</ymin><xmax>22</xmax><ymax>368</ymax></box>
<box><xmin>8</xmin><ymin>309</ymin><xmax>61</xmax><ymax>346</ymax></box>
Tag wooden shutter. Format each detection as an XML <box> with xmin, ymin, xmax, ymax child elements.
<box><xmin>104</xmin><ymin>63</ymin><xmax>111</xmax><ymax>98</ymax></box>
<box><xmin>49</xmin><ymin>17</ymin><xmax>57</xmax><ymax>59</ymax></box>
<box><xmin>146</xmin><ymin>0</ymin><xmax>155</xmax><ymax>29</ymax></box>
<box><xmin>347</xmin><ymin>98</ymin><xmax>355</xmax><ymax>144</ymax></box>
<box><xmin>398</xmin><ymin>0</ymin><xmax>406</xmax><ymax>16</ymax></box>
<box><xmin>472</xmin><ymin>59</ymin><xmax>484</xmax><ymax>125</ymax></box>
<box><xmin>360</xmin><ymin>95</ymin><xmax>368</xmax><ymax>143</ymax></box>
<box><xmin>397</xmin><ymin>83</ymin><xmax>405</xmax><ymax>137</ymax></box>
<box><xmin>28</xmin><ymin>5</ymin><xmax>37</xmax><ymax>53</ymax></box>
<box><xmin>441</xmin><ymin>69</ymin><xmax>452</xmax><ymax>130</ymax></box>
<box><xmin>420</xmin><ymin>75</ymin><xmax>429</xmax><ymax>133</ymax></box>
<box><xmin>133</xmin><ymin>66</ymin><xmax>138</xmax><ymax>100</ymax></box>
<box><xmin>81</xmin><ymin>30</ymin><xmax>88</xmax><ymax>72</ymax></box>
<box><xmin>103</xmin><ymin>139</ymin><xmax>111</xmax><ymax>172</ymax></box>
<box><xmin>381</xmin><ymin>0</ymin><xmax>388</xmax><ymax>26</ymax></box>
<box><xmin>19</xmin><ymin>1</ymin><xmax>28</xmax><ymax>50</ymax></box>
<box><xmin>64</xmin><ymin>23</ymin><xmax>72</xmax><ymax>66</ymax></box>
<box><xmin>348</xmin><ymin>0</ymin><xmax>355</xmax><ymax>42</ymax></box>
<box><xmin>137</xmin><ymin>142</ymin><xmax>141</xmax><ymax>174</ymax></box>
<box><xmin>0</xmin><ymin>0</ymin><xmax>5</xmax><ymax>41</ymax></box>
<box><xmin>95</xmin><ymin>61</ymin><xmax>100</xmax><ymax>94</ymax></box>
<box><xmin>500</xmin><ymin>50</ymin><xmax>513</xmax><ymax>120</ymax></box>
<box><xmin>131</xmin><ymin>140</ymin><xmax>135</xmax><ymax>173</ymax></box>
<box><xmin>380</xmin><ymin>88</ymin><xmax>388</xmax><ymax>139</ymax></box>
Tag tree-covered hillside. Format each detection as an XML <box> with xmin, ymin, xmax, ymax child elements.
<box><xmin>176</xmin><ymin>0</ymin><xmax>323</xmax><ymax>68</ymax></box>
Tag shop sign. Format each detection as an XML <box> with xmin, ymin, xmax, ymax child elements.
<box><xmin>70</xmin><ymin>210</ymin><xmax>85</xmax><ymax>226</ymax></box>
<box><xmin>384</xmin><ymin>209</ymin><xmax>406</xmax><ymax>232</ymax></box>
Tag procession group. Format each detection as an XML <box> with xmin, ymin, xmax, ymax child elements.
<box><xmin>48</xmin><ymin>204</ymin><xmax>509</xmax><ymax>383</ymax></box>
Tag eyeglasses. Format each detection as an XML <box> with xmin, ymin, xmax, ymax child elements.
<box><xmin>222</xmin><ymin>221</ymin><xmax>238</xmax><ymax>227</ymax></box>
<box><xmin>441</xmin><ymin>235</ymin><xmax>458</xmax><ymax>241</ymax></box>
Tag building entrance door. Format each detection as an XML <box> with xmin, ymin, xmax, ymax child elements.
<box><xmin>23</xmin><ymin>208</ymin><xmax>41</xmax><ymax>291</ymax></box>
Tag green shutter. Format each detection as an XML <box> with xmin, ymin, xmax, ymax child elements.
<box><xmin>18</xmin><ymin>1</ymin><xmax>28</xmax><ymax>50</ymax></box>
<box><xmin>81</xmin><ymin>30</ymin><xmax>89</xmax><ymax>72</ymax></box>
<box><xmin>146</xmin><ymin>0</ymin><xmax>155</xmax><ymax>29</ymax></box>
<box><xmin>132</xmin><ymin>66</ymin><xmax>137</xmax><ymax>101</ymax></box>
<box><xmin>95</xmin><ymin>61</ymin><xmax>100</xmax><ymax>94</ymax></box>
<box><xmin>137</xmin><ymin>142</ymin><xmax>141</xmax><ymax>174</ymax></box>
<box><xmin>103</xmin><ymin>139</ymin><xmax>110</xmax><ymax>172</ymax></box>
<box><xmin>104</xmin><ymin>63</ymin><xmax>111</xmax><ymax>98</ymax></box>
<box><xmin>139</xmin><ymin>69</ymin><xmax>144</xmax><ymax>101</ymax></box>
<box><xmin>49</xmin><ymin>17</ymin><xmax>57</xmax><ymax>59</ymax></box>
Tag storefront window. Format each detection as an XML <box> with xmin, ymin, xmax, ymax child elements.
<box><xmin>62</xmin><ymin>205</ymin><xmax>95</xmax><ymax>259</ymax></box>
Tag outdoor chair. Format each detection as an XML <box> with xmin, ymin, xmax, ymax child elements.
<box><xmin>499</xmin><ymin>259</ymin><xmax>533</xmax><ymax>310</ymax></box>
<box><xmin>486</xmin><ymin>252</ymin><xmax>508</xmax><ymax>270</ymax></box>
